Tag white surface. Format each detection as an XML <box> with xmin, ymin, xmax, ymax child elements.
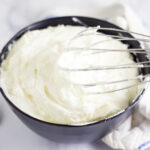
<box><xmin>0</xmin><ymin>0</ymin><xmax>150</xmax><ymax>150</ymax></box>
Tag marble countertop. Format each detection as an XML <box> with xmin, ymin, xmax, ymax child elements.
<box><xmin>0</xmin><ymin>0</ymin><xmax>150</xmax><ymax>149</ymax></box>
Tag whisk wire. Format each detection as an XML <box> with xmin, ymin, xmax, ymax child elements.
<box><xmin>59</xmin><ymin>27</ymin><xmax>150</xmax><ymax>94</ymax></box>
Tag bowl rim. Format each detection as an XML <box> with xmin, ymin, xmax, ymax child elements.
<box><xmin>0</xmin><ymin>16</ymin><xmax>146</xmax><ymax>127</ymax></box>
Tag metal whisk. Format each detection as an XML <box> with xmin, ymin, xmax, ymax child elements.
<box><xmin>58</xmin><ymin>26</ymin><xmax>150</xmax><ymax>94</ymax></box>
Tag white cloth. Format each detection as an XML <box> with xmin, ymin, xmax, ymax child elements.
<box><xmin>100</xmin><ymin>4</ymin><xmax>150</xmax><ymax>150</ymax></box>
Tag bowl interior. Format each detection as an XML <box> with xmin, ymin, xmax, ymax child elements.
<box><xmin>0</xmin><ymin>16</ymin><xmax>149</xmax><ymax>126</ymax></box>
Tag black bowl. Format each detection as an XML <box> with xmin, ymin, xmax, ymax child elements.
<box><xmin>0</xmin><ymin>16</ymin><xmax>149</xmax><ymax>143</ymax></box>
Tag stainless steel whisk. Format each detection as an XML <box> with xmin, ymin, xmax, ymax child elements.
<box><xmin>58</xmin><ymin>26</ymin><xmax>150</xmax><ymax>94</ymax></box>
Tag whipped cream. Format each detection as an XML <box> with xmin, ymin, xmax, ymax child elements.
<box><xmin>0</xmin><ymin>25</ymin><xmax>139</xmax><ymax>125</ymax></box>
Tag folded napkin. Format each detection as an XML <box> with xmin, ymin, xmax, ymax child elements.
<box><xmin>99</xmin><ymin>4</ymin><xmax>150</xmax><ymax>150</ymax></box>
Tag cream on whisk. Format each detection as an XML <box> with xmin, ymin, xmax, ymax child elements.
<box><xmin>0</xmin><ymin>25</ymin><xmax>139</xmax><ymax>125</ymax></box>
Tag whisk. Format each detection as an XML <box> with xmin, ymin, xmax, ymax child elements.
<box><xmin>58</xmin><ymin>26</ymin><xmax>150</xmax><ymax>94</ymax></box>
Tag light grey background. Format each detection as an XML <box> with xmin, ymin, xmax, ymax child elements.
<box><xmin>0</xmin><ymin>0</ymin><xmax>149</xmax><ymax>150</ymax></box>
